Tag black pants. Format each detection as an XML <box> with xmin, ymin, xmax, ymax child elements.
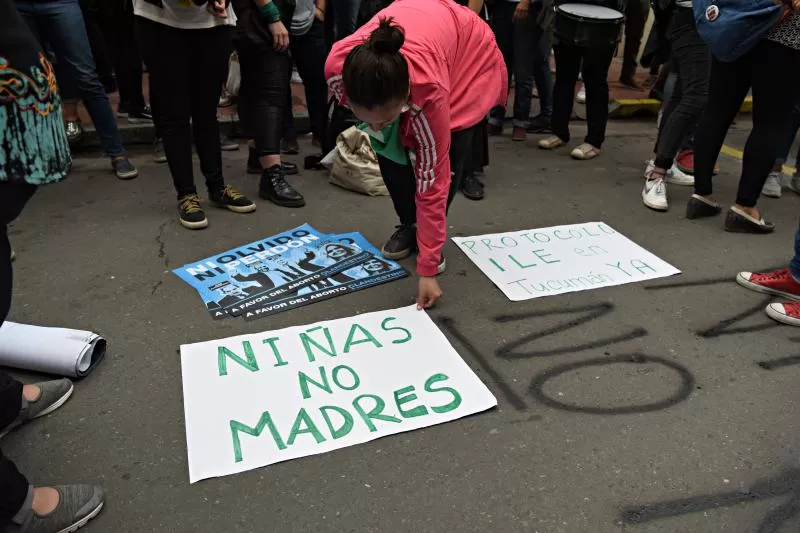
<box><xmin>622</xmin><ymin>0</ymin><xmax>649</xmax><ymax>79</ymax></box>
<box><xmin>135</xmin><ymin>16</ymin><xmax>232</xmax><ymax>198</ymax></box>
<box><xmin>105</xmin><ymin>0</ymin><xmax>145</xmax><ymax>110</ymax></box>
<box><xmin>693</xmin><ymin>39</ymin><xmax>800</xmax><ymax>207</ymax></box>
<box><xmin>552</xmin><ymin>42</ymin><xmax>615</xmax><ymax>147</ymax></box>
<box><xmin>653</xmin><ymin>7</ymin><xmax>709</xmax><ymax>169</ymax></box>
<box><xmin>0</xmin><ymin>182</ymin><xmax>37</xmax><ymax>528</ymax></box>
<box><xmin>377</xmin><ymin>122</ymin><xmax>481</xmax><ymax>225</ymax></box>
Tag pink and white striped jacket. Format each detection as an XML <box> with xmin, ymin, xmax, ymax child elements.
<box><xmin>325</xmin><ymin>0</ymin><xmax>507</xmax><ymax>277</ymax></box>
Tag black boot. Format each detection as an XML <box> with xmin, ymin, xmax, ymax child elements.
<box><xmin>259</xmin><ymin>165</ymin><xmax>305</xmax><ymax>207</ymax></box>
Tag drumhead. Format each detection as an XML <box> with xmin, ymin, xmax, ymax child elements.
<box><xmin>558</xmin><ymin>3</ymin><xmax>624</xmax><ymax>20</ymax></box>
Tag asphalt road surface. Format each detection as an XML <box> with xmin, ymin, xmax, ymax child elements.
<box><xmin>4</xmin><ymin>118</ymin><xmax>799</xmax><ymax>533</ymax></box>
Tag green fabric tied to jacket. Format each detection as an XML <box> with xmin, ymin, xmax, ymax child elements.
<box><xmin>358</xmin><ymin>119</ymin><xmax>409</xmax><ymax>166</ymax></box>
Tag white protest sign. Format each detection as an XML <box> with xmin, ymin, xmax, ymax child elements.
<box><xmin>180</xmin><ymin>305</ymin><xmax>497</xmax><ymax>483</ymax></box>
<box><xmin>452</xmin><ymin>222</ymin><xmax>680</xmax><ymax>301</ymax></box>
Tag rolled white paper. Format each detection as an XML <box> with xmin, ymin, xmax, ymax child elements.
<box><xmin>0</xmin><ymin>322</ymin><xmax>106</xmax><ymax>377</ymax></box>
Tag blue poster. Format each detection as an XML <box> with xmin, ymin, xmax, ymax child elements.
<box><xmin>172</xmin><ymin>225</ymin><xmax>408</xmax><ymax>320</ymax></box>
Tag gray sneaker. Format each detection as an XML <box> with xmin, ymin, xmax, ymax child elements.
<box><xmin>0</xmin><ymin>379</ymin><xmax>73</xmax><ymax>438</ymax></box>
<box><xmin>788</xmin><ymin>174</ymin><xmax>800</xmax><ymax>195</ymax></box>
<box><xmin>762</xmin><ymin>172</ymin><xmax>782</xmax><ymax>198</ymax></box>
<box><xmin>8</xmin><ymin>485</ymin><xmax>105</xmax><ymax>533</ymax></box>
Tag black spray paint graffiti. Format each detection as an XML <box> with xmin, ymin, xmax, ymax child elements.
<box><xmin>438</xmin><ymin>303</ymin><xmax>695</xmax><ymax>415</ymax></box>
<box><xmin>621</xmin><ymin>468</ymin><xmax>800</xmax><ymax>533</ymax></box>
<box><xmin>438</xmin><ymin>273</ymin><xmax>797</xmax><ymax>414</ymax></box>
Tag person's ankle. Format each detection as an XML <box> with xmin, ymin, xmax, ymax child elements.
<box><xmin>734</xmin><ymin>203</ymin><xmax>760</xmax><ymax>218</ymax></box>
<box><xmin>22</xmin><ymin>384</ymin><xmax>41</xmax><ymax>402</ymax></box>
<box><xmin>31</xmin><ymin>487</ymin><xmax>60</xmax><ymax>515</ymax></box>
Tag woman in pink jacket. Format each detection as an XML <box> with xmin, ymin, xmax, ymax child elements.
<box><xmin>325</xmin><ymin>0</ymin><xmax>506</xmax><ymax>309</ymax></box>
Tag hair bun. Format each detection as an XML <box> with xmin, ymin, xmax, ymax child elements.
<box><xmin>367</xmin><ymin>17</ymin><xmax>405</xmax><ymax>55</ymax></box>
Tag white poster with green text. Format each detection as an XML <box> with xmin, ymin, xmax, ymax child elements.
<box><xmin>180</xmin><ymin>305</ymin><xmax>497</xmax><ymax>483</ymax></box>
<box><xmin>452</xmin><ymin>222</ymin><xmax>680</xmax><ymax>301</ymax></box>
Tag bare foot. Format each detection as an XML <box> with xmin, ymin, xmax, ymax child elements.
<box><xmin>31</xmin><ymin>487</ymin><xmax>60</xmax><ymax>515</ymax></box>
<box><xmin>22</xmin><ymin>384</ymin><xmax>41</xmax><ymax>402</ymax></box>
<box><xmin>734</xmin><ymin>203</ymin><xmax>761</xmax><ymax>220</ymax></box>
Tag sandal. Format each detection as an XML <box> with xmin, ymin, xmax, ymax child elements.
<box><xmin>570</xmin><ymin>143</ymin><xmax>601</xmax><ymax>160</ymax></box>
<box><xmin>538</xmin><ymin>135</ymin><xmax>564</xmax><ymax>150</ymax></box>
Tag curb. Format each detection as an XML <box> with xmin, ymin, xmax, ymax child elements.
<box><xmin>609</xmin><ymin>95</ymin><xmax>753</xmax><ymax>119</ymax></box>
<box><xmin>71</xmin><ymin>112</ymin><xmax>312</xmax><ymax>150</ymax></box>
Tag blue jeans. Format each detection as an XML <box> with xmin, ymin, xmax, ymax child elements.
<box><xmin>17</xmin><ymin>0</ymin><xmax>125</xmax><ymax>157</ymax></box>
<box><xmin>489</xmin><ymin>3</ymin><xmax>552</xmax><ymax>127</ymax></box>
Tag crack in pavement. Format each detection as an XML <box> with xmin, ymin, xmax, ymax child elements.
<box><xmin>156</xmin><ymin>221</ymin><xmax>169</xmax><ymax>267</ymax></box>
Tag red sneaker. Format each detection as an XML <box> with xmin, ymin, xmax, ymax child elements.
<box><xmin>766</xmin><ymin>301</ymin><xmax>800</xmax><ymax>326</ymax></box>
<box><xmin>512</xmin><ymin>126</ymin><xmax>526</xmax><ymax>142</ymax></box>
<box><xmin>736</xmin><ymin>268</ymin><xmax>800</xmax><ymax>300</ymax></box>
<box><xmin>675</xmin><ymin>150</ymin><xmax>720</xmax><ymax>176</ymax></box>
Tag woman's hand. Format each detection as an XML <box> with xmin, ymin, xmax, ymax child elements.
<box><xmin>269</xmin><ymin>20</ymin><xmax>290</xmax><ymax>51</ymax></box>
<box><xmin>416</xmin><ymin>276</ymin><xmax>443</xmax><ymax>309</ymax></box>
<box><xmin>207</xmin><ymin>0</ymin><xmax>227</xmax><ymax>18</ymax></box>
<box><xmin>315</xmin><ymin>6</ymin><xmax>325</xmax><ymax>21</ymax></box>
<box><xmin>513</xmin><ymin>0</ymin><xmax>530</xmax><ymax>21</ymax></box>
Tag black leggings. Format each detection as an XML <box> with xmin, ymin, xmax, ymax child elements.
<box><xmin>236</xmin><ymin>20</ymin><xmax>328</xmax><ymax>159</ymax></box>
<box><xmin>0</xmin><ymin>182</ymin><xmax>36</xmax><ymax>527</ymax></box>
<box><xmin>136</xmin><ymin>16</ymin><xmax>232</xmax><ymax>198</ymax></box>
<box><xmin>693</xmin><ymin>39</ymin><xmax>800</xmax><ymax>207</ymax></box>
<box><xmin>377</xmin><ymin>122</ymin><xmax>481</xmax><ymax>225</ymax></box>
<box><xmin>551</xmin><ymin>42</ymin><xmax>615</xmax><ymax>148</ymax></box>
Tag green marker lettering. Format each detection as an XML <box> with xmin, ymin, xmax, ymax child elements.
<box><xmin>343</xmin><ymin>323</ymin><xmax>383</xmax><ymax>353</ymax></box>
<box><xmin>218</xmin><ymin>341</ymin><xmax>259</xmax><ymax>376</ymax></box>
<box><xmin>320</xmin><ymin>405</ymin><xmax>354</xmax><ymax>439</ymax></box>
<box><xmin>230</xmin><ymin>411</ymin><xmax>286</xmax><ymax>463</ymax></box>
<box><xmin>393</xmin><ymin>385</ymin><xmax>428</xmax><ymax>418</ymax></box>
<box><xmin>352</xmin><ymin>394</ymin><xmax>402</xmax><ymax>431</ymax></box>
<box><xmin>286</xmin><ymin>408</ymin><xmax>326</xmax><ymax>446</ymax></box>
<box><xmin>298</xmin><ymin>366</ymin><xmax>332</xmax><ymax>399</ymax></box>
<box><xmin>299</xmin><ymin>326</ymin><xmax>337</xmax><ymax>362</ymax></box>
<box><xmin>424</xmin><ymin>373</ymin><xmax>462</xmax><ymax>414</ymax></box>
<box><xmin>262</xmin><ymin>337</ymin><xmax>288</xmax><ymax>367</ymax></box>
<box><xmin>381</xmin><ymin>317</ymin><xmax>412</xmax><ymax>344</ymax></box>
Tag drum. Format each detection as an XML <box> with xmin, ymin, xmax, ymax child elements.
<box><xmin>554</xmin><ymin>3</ymin><xmax>624</xmax><ymax>48</ymax></box>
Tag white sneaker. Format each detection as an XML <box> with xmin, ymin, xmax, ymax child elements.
<box><xmin>789</xmin><ymin>174</ymin><xmax>800</xmax><ymax>195</ymax></box>
<box><xmin>761</xmin><ymin>171</ymin><xmax>782</xmax><ymax>198</ymax></box>
<box><xmin>643</xmin><ymin>160</ymin><xmax>694</xmax><ymax>186</ymax></box>
<box><xmin>576</xmin><ymin>84</ymin><xmax>586</xmax><ymax>104</ymax></box>
<box><xmin>642</xmin><ymin>175</ymin><xmax>668</xmax><ymax>211</ymax></box>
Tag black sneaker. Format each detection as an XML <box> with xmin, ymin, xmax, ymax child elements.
<box><xmin>128</xmin><ymin>105</ymin><xmax>153</xmax><ymax>124</ymax></box>
<box><xmin>259</xmin><ymin>165</ymin><xmax>305</xmax><ymax>207</ymax></box>
<box><xmin>111</xmin><ymin>157</ymin><xmax>138</xmax><ymax>180</ymax></box>
<box><xmin>220</xmin><ymin>135</ymin><xmax>239</xmax><ymax>151</ymax></box>
<box><xmin>178</xmin><ymin>194</ymin><xmax>208</xmax><ymax>229</ymax></box>
<box><xmin>461</xmin><ymin>172</ymin><xmax>485</xmax><ymax>201</ymax></box>
<box><xmin>526</xmin><ymin>114</ymin><xmax>552</xmax><ymax>134</ymax></box>
<box><xmin>724</xmin><ymin>207</ymin><xmax>775</xmax><ymax>234</ymax></box>
<box><xmin>381</xmin><ymin>224</ymin><xmax>416</xmax><ymax>260</ymax></box>
<box><xmin>281</xmin><ymin>138</ymin><xmax>300</xmax><ymax>155</ymax></box>
<box><xmin>210</xmin><ymin>185</ymin><xmax>257</xmax><ymax>213</ymax></box>
<box><xmin>685</xmin><ymin>194</ymin><xmax>721</xmax><ymax>220</ymax></box>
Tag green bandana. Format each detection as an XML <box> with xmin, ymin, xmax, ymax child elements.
<box><xmin>358</xmin><ymin>119</ymin><xmax>409</xmax><ymax>165</ymax></box>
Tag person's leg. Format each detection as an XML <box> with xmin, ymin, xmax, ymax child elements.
<box><xmin>41</xmin><ymin>0</ymin><xmax>128</xmax><ymax>160</ymax></box>
<box><xmin>533</xmin><ymin>32</ymin><xmax>553</xmax><ymax>117</ymax></box>
<box><xmin>331</xmin><ymin>0</ymin><xmax>360</xmax><ymax>40</ymax></box>
<box><xmin>236</xmin><ymin>38</ymin><xmax>304</xmax><ymax>206</ymax></box>
<box><xmin>188</xmin><ymin>25</ymin><xmax>232</xmax><ymax>194</ymax></box>
<box><xmin>461</xmin><ymin>118</ymin><xmax>489</xmax><ymax>200</ymax></box>
<box><xmin>549</xmin><ymin>43</ymin><xmax>582</xmax><ymax>144</ymax></box>
<box><xmin>692</xmin><ymin>54</ymin><xmax>751</xmax><ymax>199</ymax></box>
<box><xmin>291</xmin><ymin>20</ymin><xmax>328</xmax><ymax>151</ymax></box>
<box><xmin>652</xmin><ymin>9</ymin><xmax>709</xmax><ymax>171</ymax></box>
<box><xmin>107</xmin><ymin>0</ymin><xmax>146</xmax><ymax>113</ymax></box>
<box><xmin>736</xmin><ymin>40</ymin><xmax>800</xmax><ymax>211</ymax></box>
<box><xmin>377</xmin><ymin>155</ymin><xmax>417</xmax><ymax>259</ymax></box>
<box><xmin>580</xmin><ymin>44</ymin><xmax>615</xmax><ymax>149</ymax></box>
<box><xmin>136</xmin><ymin>17</ymin><xmax>195</xmax><ymax>197</ymax></box>
<box><xmin>488</xmin><ymin>2</ymin><xmax>514</xmax><ymax>132</ymax></box>
<box><xmin>510</xmin><ymin>10</ymin><xmax>538</xmax><ymax>136</ymax></box>
<box><xmin>621</xmin><ymin>0</ymin><xmax>648</xmax><ymax>84</ymax></box>
<box><xmin>448</xmin><ymin>124</ymin><xmax>478</xmax><ymax>210</ymax></box>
